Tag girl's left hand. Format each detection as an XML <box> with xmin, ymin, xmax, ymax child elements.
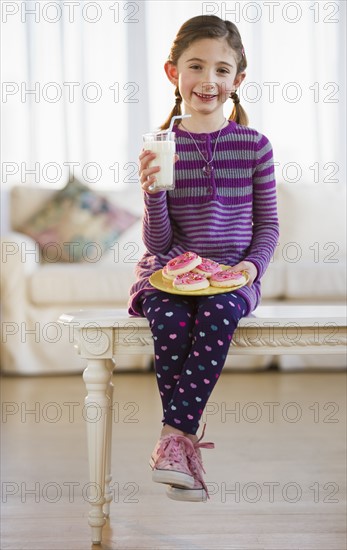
<box><xmin>229</xmin><ymin>260</ymin><xmax>258</xmax><ymax>287</ymax></box>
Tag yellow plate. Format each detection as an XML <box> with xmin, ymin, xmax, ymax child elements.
<box><xmin>149</xmin><ymin>266</ymin><xmax>249</xmax><ymax>296</ymax></box>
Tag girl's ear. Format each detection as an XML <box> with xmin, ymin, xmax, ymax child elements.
<box><xmin>164</xmin><ymin>61</ymin><xmax>178</xmax><ymax>86</ymax></box>
<box><xmin>233</xmin><ymin>71</ymin><xmax>246</xmax><ymax>91</ymax></box>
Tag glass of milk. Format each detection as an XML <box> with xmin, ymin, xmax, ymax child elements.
<box><xmin>143</xmin><ymin>131</ymin><xmax>176</xmax><ymax>191</ymax></box>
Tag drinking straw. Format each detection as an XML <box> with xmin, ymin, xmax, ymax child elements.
<box><xmin>168</xmin><ymin>114</ymin><xmax>192</xmax><ymax>133</ymax></box>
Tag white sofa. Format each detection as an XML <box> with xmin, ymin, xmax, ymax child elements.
<box><xmin>1</xmin><ymin>182</ymin><xmax>346</xmax><ymax>375</ymax></box>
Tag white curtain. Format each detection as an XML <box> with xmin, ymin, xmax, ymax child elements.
<box><xmin>1</xmin><ymin>0</ymin><xmax>148</xmax><ymax>192</ymax></box>
<box><xmin>1</xmin><ymin>0</ymin><xmax>346</xmax><ymax>229</ymax></box>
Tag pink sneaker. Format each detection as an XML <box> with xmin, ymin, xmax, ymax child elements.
<box><xmin>166</xmin><ymin>426</ymin><xmax>215</xmax><ymax>502</ymax></box>
<box><xmin>149</xmin><ymin>433</ymin><xmax>195</xmax><ymax>489</ymax></box>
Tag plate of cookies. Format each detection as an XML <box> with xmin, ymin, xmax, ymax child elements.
<box><xmin>149</xmin><ymin>251</ymin><xmax>249</xmax><ymax>296</ymax></box>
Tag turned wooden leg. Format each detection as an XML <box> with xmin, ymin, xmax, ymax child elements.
<box><xmin>82</xmin><ymin>359</ymin><xmax>111</xmax><ymax>545</ymax></box>
<box><xmin>103</xmin><ymin>376</ymin><xmax>114</xmax><ymax>517</ymax></box>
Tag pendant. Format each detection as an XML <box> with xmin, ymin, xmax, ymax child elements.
<box><xmin>202</xmin><ymin>164</ymin><xmax>213</xmax><ymax>177</ymax></box>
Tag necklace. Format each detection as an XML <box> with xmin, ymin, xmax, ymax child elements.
<box><xmin>180</xmin><ymin>118</ymin><xmax>227</xmax><ymax>177</ymax></box>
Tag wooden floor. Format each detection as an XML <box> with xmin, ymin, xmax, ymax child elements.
<box><xmin>1</xmin><ymin>368</ymin><xmax>346</xmax><ymax>550</ymax></box>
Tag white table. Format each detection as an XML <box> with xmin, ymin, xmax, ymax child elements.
<box><xmin>58</xmin><ymin>304</ymin><xmax>347</xmax><ymax>544</ymax></box>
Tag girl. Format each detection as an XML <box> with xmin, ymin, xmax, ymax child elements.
<box><xmin>128</xmin><ymin>15</ymin><xmax>279</xmax><ymax>502</ymax></box>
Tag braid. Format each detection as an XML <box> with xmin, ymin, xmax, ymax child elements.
<box><xmin>175</xmin><ymin>87</ymin><xmax>182</xmax><ymax>106</ymax></box>
<box><xmin>160</xmin><ymin>87</ymin><xmax>182</xmax><ymax>130</ymax></box>
<box><xmin>229</xmin><ymin>91</ymin><xmax>248</xmax><ymax>126</ymax></box>
<box><xmin>230</xmin><ymin>91</ymin><xmax>240</xmax><ymax>104</ymax></box>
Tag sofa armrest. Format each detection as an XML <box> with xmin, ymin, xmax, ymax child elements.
<box><xmin>1</xmin><ymin>232</ymin><xmax>41</xmax><ymax>323</ymax></box>
<box><xmin>1</xmin><ymin>232</ymin><xmax>41</xmax><ymax>276</ymax></box>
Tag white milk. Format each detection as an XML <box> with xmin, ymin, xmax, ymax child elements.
<box><xmin>143</xmin><ymin>134</ymin><xmax>175</xmax><ymax>190</ymax></box>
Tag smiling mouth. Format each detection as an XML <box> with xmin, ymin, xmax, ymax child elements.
<box><xmin>194</xmin><ymin>92</ymin><xmax>218</xmax><ymax>100</ymax></box>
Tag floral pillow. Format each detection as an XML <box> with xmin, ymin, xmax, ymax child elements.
<box><xmin>18</xmin><ymin>179</ymin><xmax>140</xmax><ymax>262</ymax></box>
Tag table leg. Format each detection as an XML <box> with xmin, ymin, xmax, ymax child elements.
<box><xmin>103</xmin><ymin>377</ymin><xmax>114</xmax><ymax>517</ymax></box>
<box><xmin>82</xmin><ymin>358</ymin><xmax>111</xmax><ymax>545</ymax></box>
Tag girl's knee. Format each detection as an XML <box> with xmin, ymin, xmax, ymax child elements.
<box><xmin>196</xmin><ymin>294</ymin><xmax>247</xmax><ymax>328</ymax></box>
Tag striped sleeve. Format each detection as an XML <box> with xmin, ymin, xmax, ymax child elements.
<box><xmin>142</xmin><ymin>191</ymin><xmax>173</xmax><ymax>254</ymax></box>
<box><xmin>244</xmin><ymin>133</ymin><xmax>279</xmax><ymax>280</ymax></box>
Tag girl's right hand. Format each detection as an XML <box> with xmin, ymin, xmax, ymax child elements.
<box><xmin>138</xmin><ymin>149</ymin><xmax>179</xmax><ymax>194</ymax></box>
<box><xmin>138</xmin><ymin>150</ymin><xmax>161</xmax><ymax>194</ymax></box>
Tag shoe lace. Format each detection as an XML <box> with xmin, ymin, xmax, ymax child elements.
<box><xmin>153</xmin><ymin>434</ymin><xmax>193</xmax><ymax>470</ymax></box>
<box><xmin>188</xmin><ymin>424</ymin><xmax>215</xmax><ymax>499</ymax></box>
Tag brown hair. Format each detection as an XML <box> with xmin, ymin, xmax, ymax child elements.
<box><xmin>160</xmin><ymin>15</ymin><xmax>248</xmax><ymax>129</ymax></box>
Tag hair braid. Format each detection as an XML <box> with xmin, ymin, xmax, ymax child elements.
<box><xmin>160</xmin><ymin>87</ymin><xmax>182</xmax><ymax>130</ymax></box>
<box><xmin>229</xmin><ymin>91</ymin><xmax>248</xmax><ymax>126</ymax></box>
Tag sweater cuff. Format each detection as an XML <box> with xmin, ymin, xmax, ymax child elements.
<box><xmin>243</xmin><ymin>257</ymin><xmax>263</xmax><ymax>283</ymax></box>
<box><xmin>144</xmin><ymin>190</ymin><xmax>167</xmax><ymax>204</ymax></box>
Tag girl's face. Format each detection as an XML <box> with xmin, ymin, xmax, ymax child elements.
<box><xmin>165</xmin><ymin>38</ymin><xmax>245</xmax><ymax>118</ymax></box>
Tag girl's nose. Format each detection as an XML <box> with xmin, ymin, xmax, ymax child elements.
<box><xmin>202</xmin><ymin>80</ymin><xmax>218</xmax><ymax>94</ymax></box>
<box><xmin>203</xmin><ymin>82</ymin><xmax>216</xmax><ymax>91</ymax></box>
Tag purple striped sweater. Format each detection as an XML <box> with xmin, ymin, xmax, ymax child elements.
<box><xmin>128</xmin><ymin>120</ymin><xmax>279</xmax><ymax>316</ymax></box>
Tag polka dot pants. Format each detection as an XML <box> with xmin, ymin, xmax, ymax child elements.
<box><xmin>141</xmin><ymin>291</ymin><xmax>248</xmax><ymax>435</ymax></box>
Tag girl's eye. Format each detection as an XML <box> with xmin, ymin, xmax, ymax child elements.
<box><xmin>218</xmin><ymin>68</ymin><xmax>229</xmax><ymax>74</ymax></box>
<box><xmin>190</xmin><ymin>65</ymin><xmax>201</xmax><ymax>70</ymax></box>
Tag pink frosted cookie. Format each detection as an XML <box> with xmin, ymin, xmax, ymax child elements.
<box><xmin>193</xmin><ymin>258</ymin><xmax>221</xmax><ymax>278</ymax></box>
<box><xmin>173</xmin><ymin>272</ymin><xmax>210</xmax><ymax>292</ymax></box>
<box><xmin>210</xmin><ymin>269</ymin><xmax>247</xmax><ymax>288</ymax></box>
<box><xmin>162</xmin><ymin>265</ymin><xmax>176</xmax><ymax>280</ymax></box>
<box><xmin>165</xmin><ymin>251</ymin><xmax>202</xmax><ymax>277</ymax></box>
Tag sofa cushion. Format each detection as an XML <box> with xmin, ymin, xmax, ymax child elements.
<box><xmin>274</xmin><ymin>183</ymin><xmax>346</xmax><ymax>299</ymax></box>
<box><xmin>284</xmin><ymin>261</ymin><xmax>346</xmax><ymax>299</ymax></box>
<box><xmin>28</xmin><ymin>262</ymin><xmax>138</xmax><ymax>305</ymax></box>
<box><xmin>258</xmin><ymin>260</ymin><xmax>286</xmax><ymax>299</ymax></box>
<box><xmin>275</xmin><ymin>182</ymin><xmax>346</xmax><ymax>262</ymax></box>
<box><xmin>17</xmin><ymin>179</ymin><xmax>139</xmax><ymax>263</ymax></box>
